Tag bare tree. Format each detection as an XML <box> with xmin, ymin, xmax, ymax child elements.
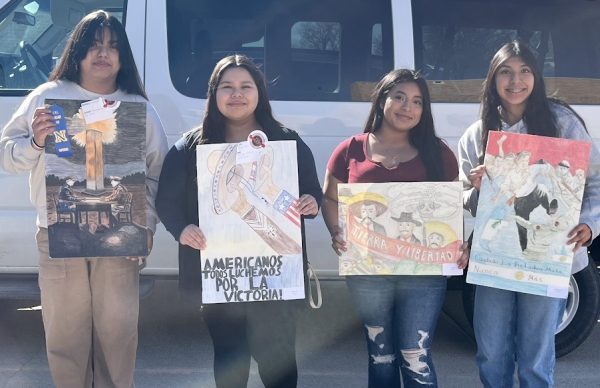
<box><xmin>294</xmin><ymin>22</ymin><xmax>340</xmax><ymax>51</ymax></box>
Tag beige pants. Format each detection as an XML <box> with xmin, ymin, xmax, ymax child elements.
<box><xmin>36</xmin><ymin>228</ymin><xmax>139</xmax><ymax>388</ymax></box>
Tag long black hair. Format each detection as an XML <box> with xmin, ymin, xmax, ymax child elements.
<box><xmin>364</xmin><ymin>69</ymin><xmax>447</xmax><ymax>181</ymax></box>
<box><xmin>189</xmin><ymin>54</ymin><xmax>285</xmax><ymax>145</ymax></box>
<box><xmin>481</xmin><ymin>41</ymin><xmax>558</xmax><ymax>154</ymax></box>
<box><xmin>49</xmin><ymin>10</ymin><xmax>147</xmax><ymax>98</ymax></box>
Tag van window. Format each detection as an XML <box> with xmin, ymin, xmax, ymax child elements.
<box><xmin>0</xmin><ymin>0</ymin><xmax>125</xmax><ymax>95</ymax></box>
<box><xmin>413</xmin><ymin>0</ymin><xmax>600</xmax><ymax>104</ymax></box>
<box><xmin>166</xmin><ymin>0</ymin><xmax>393</xmax><ymax>101</ymax></box>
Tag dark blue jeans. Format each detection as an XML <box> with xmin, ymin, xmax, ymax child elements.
<box><xmin>346</xmin><ymin>275</ymin><xmax>447</xmax><ymax>388</ymax></box>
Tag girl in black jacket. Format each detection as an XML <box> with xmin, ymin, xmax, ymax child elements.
<box><xmin>156</xmin><ymin>54</ymin><xmax>322</xmax><ymax>388</ymax></box>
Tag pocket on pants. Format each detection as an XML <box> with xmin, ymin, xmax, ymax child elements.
<box><xmin>36</xmin><ymin>228</ymin><xmax>66</xmax><ymax>280</ymax></box>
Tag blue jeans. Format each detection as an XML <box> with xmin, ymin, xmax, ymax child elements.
<box><xmin>474</xmin><ymin>286</ymin><xmax>567</xmax><ymax>388</ymax></box>
<box><xmin>346</xmin><ymin>275</ymin><xmax>447</xmax><ymax>388</ymax></box>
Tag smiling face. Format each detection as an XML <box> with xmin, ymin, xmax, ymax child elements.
<box><xmin>79</xmin><ymin>27</ymin><xmax>120</xmax><ymax>91</ymax></box>
<box><xmin>495</xmin><ymin>56</ymin><xmax>534</xmax><ymax>117</ymax></box>
<box><xmin>216</xmin><ymin>67</ymin><xmax>259</xmax><ymax>125</ymax></box>
<box><xmin>381</xmin><ymin>82</ymin><xmax>423</xmax><ymax>132</ymax></box>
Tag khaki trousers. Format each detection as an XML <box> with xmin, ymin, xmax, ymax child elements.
<box><xmin>36</xmin><ymin>228</ymin><xmax>139</xmax><ymax>388</ymax></box>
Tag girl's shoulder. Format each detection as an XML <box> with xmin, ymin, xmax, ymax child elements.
<box><xmin>179</xmin><ymin>127</ymin><xmax>202</xmax><ymax>150</ymax></box>
<box><xmin>459</xmin><ymin>119</ymin><xmax>484</xmax><ymax>146</ymax></box>
<box><xmin>549</xmin><ymin>100</ymin><xmax>576</xmax><ymax>118</ymax></box>
<box><xmin>464</xmin><ymin>119</ymin><xmax>483</xmax><ymax>136</ymax></box>
<box><xmin>25</xmin><ymin>80</ymin><xmax>71</xmax><ymax>100</ymax></box>
<box><xmin>438</xmin><ymin>139</ymin><xmax>455</xmax><ymax>156</ymax></box>
<box><xmin>548</xmin><ymin>100</ymin><xmax>588</xmax><ymax>136</ymax></box>
<box><xmin>333</xmin><ymin>132</ymin><xmax>368</xmax><ymax>153</ymax></box>
<box><xmin>342</xmin><ymin>132</ymin><xmax>368</xmax><ymax>147</ymax></box>
<box><xmin>274</xmin><ymin>126</ymin><xmax>300</xmax><ymax>141</ymax></box>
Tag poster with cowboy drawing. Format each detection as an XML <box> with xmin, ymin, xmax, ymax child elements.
<box><xmin>44</xmin><ymin>98</ymin><xmax>148</xmax><ymax>258</ymax></box>
<box><xmin>197</xmin><ymin>136</ymin><xmax>304</xmax><ymax>303</ymax></box>
<box><xmin>468</xmin><ymin>131</ymin><xmax>591</xmax><ymax>298</ymax></box>
<box><xmin>338</xmin><ymin>182</ymin><xmax>463</xmax><ymax>276</ymax></box>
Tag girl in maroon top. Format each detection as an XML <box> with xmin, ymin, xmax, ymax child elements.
<box><xmin>322</xmin><ymin>69</ymin><xmax>467</xmax><ymax>388</ymax></box>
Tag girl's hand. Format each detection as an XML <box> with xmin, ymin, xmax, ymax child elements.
<box><xmin>31</xmin><ymin>107</ymin><xmax>55</xmax><ymax>147</ymax></box>
<box><xmin>179</xmin><ymin>224</ymin><xmax>207</xmax><ymax>250</ymax></box>
<box><xmin>468</xmin><ymin>165</ymin><xmax>486</xmax><ymax>191</ymax></box>
<box><xmin>296</xmin><ymin>194</ymin><xmax>318</xmax><ymax>216</ymax></box>
<box><xmin>330</xmin><ymin>225</ymin><xmax>347</xmax><ymax>256</ymax></box>
<box><xmin>457</xmin><ymin>241</ymin><xmax>470</xmax><ymax>270</ymax></box>
<box><xmin>567</xmin><ymin>223</ymin><xmax>592</xmax><ymax>252</ymax></box>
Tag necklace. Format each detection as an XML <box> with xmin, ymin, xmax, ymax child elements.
<box><xmin>369</xmin><ymin>132</ymin><xmax>415</xmax><ymax>169</ymax></box>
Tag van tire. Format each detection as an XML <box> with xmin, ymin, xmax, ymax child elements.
<box><xmin>555</xmin><ymin>261</ymin><xmax>600</xmax><ymax>357</ymax></box>
<box><xmin>461</xmin><ymin>259</ymin><xmax>600</xmax><ymax>358</ymax></box>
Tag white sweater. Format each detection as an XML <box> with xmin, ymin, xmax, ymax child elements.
<box><xmin>0</xmin><ymin>80</ymin><xmax>168</xmax><ymax>231</ymax></box>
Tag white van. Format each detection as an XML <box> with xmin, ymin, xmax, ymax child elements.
<box><xmin>0</xmin><ymin>0</ymin><xmax>599</xmax><ymax>356</ymax></box>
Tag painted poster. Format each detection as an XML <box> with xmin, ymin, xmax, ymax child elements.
<box><xmin>467</xmin><ymin>131</ymin><xmax>591</xmax><ymax>298</ymax></box>
<box><xmin>197</xmin><ymin>137</ymin><xmax>304</xmax><ymax>304</ymax></box>
<box><xmin>338</xmin><ymin>182</ymin><xmax>463</xmax><ymax>276</ymax></box>
<box><xmin>44</xmin><ymin>98</ymin><xmax>148</xmax><ymax>258</ymax></box>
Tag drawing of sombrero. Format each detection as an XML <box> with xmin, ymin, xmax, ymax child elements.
<box><xmin>424</xmin><ymin>221</ymin><xmax>457</xmax><ymax>245</ymax></box>
<box><xmin>207</xmin><ymin>144</ymin><xmax>242</xmax><ymax>214</ymax></box>
<box><xmin>346</xmin><ymin>192</ymin><xmax>388</xmax><ymax>217</ymax></box>
<box><xmin>337</xmin><ymin>187</ymin><xmax>353</xmax><ymax>205</ymax></box>
<box><xmin>391</xmin><ymin>211</ymin><xmax>422</xmax><ymax>226</ymax></box>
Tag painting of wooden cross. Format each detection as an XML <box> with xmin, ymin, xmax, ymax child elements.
<box><xmin>70</xmin><ymin>100</ymin><xmax>121</xmax><ymax>191</ymax></box>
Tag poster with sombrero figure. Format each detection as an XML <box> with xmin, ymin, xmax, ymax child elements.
<box><xmin>468</xmin><ymin>131</ymin><xmax>591</xmax><ymax>299</ymax></box>
<box><xmin>44</xmin><ymin>98</ymin><xmax>148</xmax><ymax>258</ymax></box>
<box><xmin>338</xmin><ymin>182</ymin><xmax>463</xmax><ymax>276</ymax></box>
<box><xmin>197</xmin><ymin>132</ymin><xmax>304</xmax><ymax>303</ymax></box>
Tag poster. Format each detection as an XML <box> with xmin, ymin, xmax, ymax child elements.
<box><xmin>467</xmin><ymin>131</ymin><xmax>591</xmax><ymax>298</ymax></box>
<box><xmin>338</xmin><ymin>182</ymin><xmax>463</xmax><ymax>276</ymax></box>
<box><xmin>44</xmin><ymin>98</ymin><xmax>148</xmax><ymax>258</ymax></box>
<box><xmin>197</xmin><ymin>137</ymin><xmax>304</xmax><ymax>303</ymax></box>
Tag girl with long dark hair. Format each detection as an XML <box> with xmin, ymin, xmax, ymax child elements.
<box><xmin>155</xmin><ymin>54</ymin><xmax>322</xmax><ymax>388</ymax></box>
<box><xmin>0</xmin><ymin>10</ymin><xmax>168</xmax><ymax>387</ymax></box>
<box><xmin>322</xmin><ymin>69</ymin><xmax>467</xmax><ymax>388</ymax></box>
<box><xmin>458</xmin><ymin>40</ymin><xmax>600</xmax><ymax>387</ymax></box>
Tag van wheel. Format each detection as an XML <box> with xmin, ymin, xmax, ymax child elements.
<box><xmin>555</xmin><ymin>261</ymin><xmax>600</xmax><ymax>357</ymax></box>
<box><xmin>461</xmin><ymin>260</ymin><xmax>600</xmax><ymax>358</ymax></box>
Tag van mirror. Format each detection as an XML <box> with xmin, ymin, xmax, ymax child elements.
<box><xmin>13</xmin><ymin>12</ymin><xmax>36</xmax><ymax>26</ymax></box>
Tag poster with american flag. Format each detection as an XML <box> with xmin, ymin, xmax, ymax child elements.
<box><xmin>196</xmin><ymin>139</ymin><xmax>304</xmax><ymax>304</ymax></box>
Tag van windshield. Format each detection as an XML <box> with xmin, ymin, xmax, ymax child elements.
<box><xmin>0</xmin><ymin>0</ymin><xmax>125</xmax><ymax>91</ymax></box>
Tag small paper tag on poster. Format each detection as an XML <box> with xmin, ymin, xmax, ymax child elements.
<box><xmin>80</xmin><ymin>97</ymin><xmax>122</xmax><ymax>124</ymax></box>
<box><xmin>236</xmin><ymin>130</ymin><xmax>269</xmax><ymax>164</ymax></box>
<box><xmin>467</xmin><ymin>131</ymin><xmax>591</xmax><ymax>298</ymax></box>
<box><xmin>338</xmin><ymin>182</ymin><xmax>463</xmax><ymax>276</ymax></box>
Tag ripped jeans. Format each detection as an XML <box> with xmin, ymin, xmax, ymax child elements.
<box><xmin>346</xmin><ymin>275</ymin><xmax>447</xmax><ymax>388</ymax></box>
